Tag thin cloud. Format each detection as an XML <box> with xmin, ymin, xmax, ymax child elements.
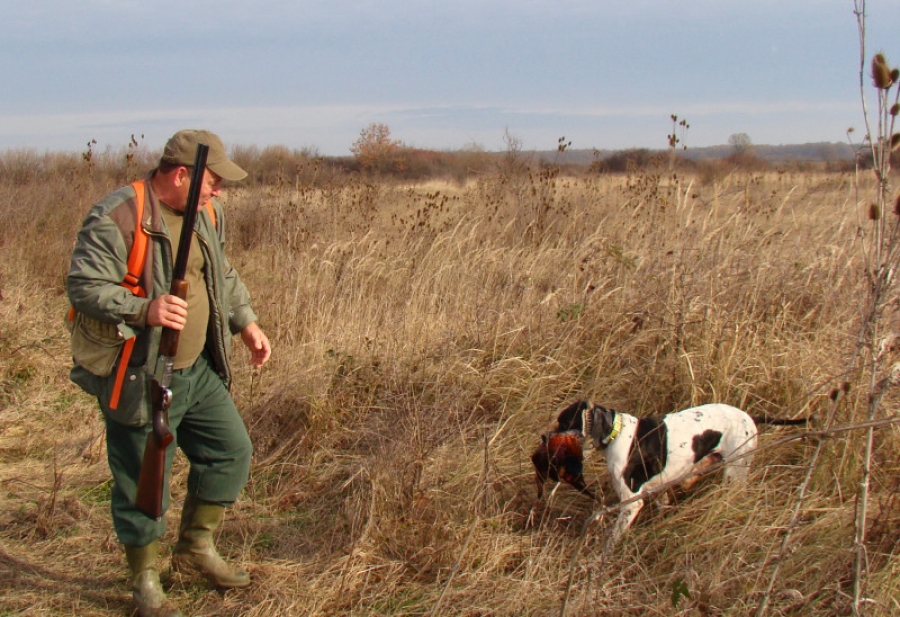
<box><xmin>1</xmin><ymin>1</ymin><xmax>895</xmax><ymax>154</ymax></box>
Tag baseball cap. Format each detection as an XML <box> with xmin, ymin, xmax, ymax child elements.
<box><xmin>161</xmin><ymin>129</ymin><xmax>247</xmax><ymax>182</ymax></box>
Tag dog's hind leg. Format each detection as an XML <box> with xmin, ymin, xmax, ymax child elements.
<box><xmin>680</xmin><ymin>452</ymin><xmax>724</xmax><ymax>491</ymax></box>
<box><xmin>722</xmin><ymin>451</ymin><xmax>753</xmax><ymax>484</ymax></box>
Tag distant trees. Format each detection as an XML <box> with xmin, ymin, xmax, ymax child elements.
<box><xmin>728</xmin><ymin>133</ymin><xmax>753</xmax><ymax>156</ymax></box>
<box><xmin>590</xmin><ymin>148</ymin><xmax>659</xmax><ymax>173</ymax></box>
<box><xmin>726</xmin><ymin>133</ymin><xmax>765</xmax><ymax>169</ymax></box>
<box><xmin>350</xmin><ymin>122</ymin><xmax>405</xmax><ymax>173</ymax></box>
<box><xmin>347</xmin><ymin>123</ymin><xmax>492</xmax><ymax>181</ymax></box>
<box><xmin>230</xmin><ymin>144</ymin><xmax>318</xmax><ymax>186</ymax></box>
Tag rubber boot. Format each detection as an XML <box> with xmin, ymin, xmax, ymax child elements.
<box><xmin>171</xmin><ymin>496</ymin><xmax>250</xmax><ymax>588</ymax></box>
<box><xmin>124</xmin><ymin>542</ymin><xmax>183</xmax><ymax>617</ymax></box>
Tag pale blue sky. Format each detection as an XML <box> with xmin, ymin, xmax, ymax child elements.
<box><xmin>1</xmin><ymin>1</ymin><xmax>897</xmax><ymax>156</ymax></box>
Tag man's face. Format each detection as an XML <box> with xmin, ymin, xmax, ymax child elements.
<box><xmin>173</xmin><ymin>167</ymin><xmax>223</xmax><ymax>211</ymax></box>
<box><xmin>199</xmin><ymin>169</ymin><xmax>224</xmax><ymax>202</ymax></box>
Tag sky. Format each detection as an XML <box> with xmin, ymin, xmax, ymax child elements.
<box><xmin>2</xmin><ymin>1</ymin><xmax>899</xmax><ymax>157</ymax></box>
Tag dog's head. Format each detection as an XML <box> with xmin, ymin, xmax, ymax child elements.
<box><xmin>553</xmin><ymin>400</ymin><xmax>590</xmax><ymax>433</ymax></box>
<box><xmin>530</xmin><ymin>400</ymin><xmax>618</xmax><ymax>499</ymax></box>
<box><xmin>551</xmin><ymin>400</ymin><xmax>619</xmax><ymax>450</ymax></box>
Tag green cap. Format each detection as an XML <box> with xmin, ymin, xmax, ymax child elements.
<box><xmin>161</xmin><ymin>129</ymin><xmax>247</xmax><ymax>182</ymax></box>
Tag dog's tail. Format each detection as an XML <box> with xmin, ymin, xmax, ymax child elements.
<box><xmin>751</xmin><ymin>415</ymin><xmax>812</xmax><ymax>426</ymax></box>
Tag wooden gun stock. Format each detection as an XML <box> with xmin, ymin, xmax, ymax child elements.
<box><xmin>134</xmin><ymin>380</ymin><xmax>175</xmax><ymax>519</ymax></box>
<box><xmin>133</xmin><ymin>143</ymin><xmax>208</xmax><ymax>519</ymax></box>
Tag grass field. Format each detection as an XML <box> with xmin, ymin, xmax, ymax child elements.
<box><xmin>1</xmin><ymin>153</ymin><xmax>899</xmax><ymax>616</ymax></box>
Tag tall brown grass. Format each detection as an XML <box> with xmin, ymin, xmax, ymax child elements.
<box><xmin>1</xmin><ymin>147</ymin><xmax>898</xmax><ymax>616</ymax></box>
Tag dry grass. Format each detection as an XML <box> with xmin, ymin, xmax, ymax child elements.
<box><xmin>2</xmin><ymin>157</ymin><xmax>900</xmax><ymax>616</ymax></box>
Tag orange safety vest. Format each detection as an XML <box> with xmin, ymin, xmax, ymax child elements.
<box><xmin>69</xmin><ymin>180</ymin><xmax>216</xmax><ymax>409</ymax></box>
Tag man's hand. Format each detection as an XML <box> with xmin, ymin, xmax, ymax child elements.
<box><xmin>240</xmin><ymin>322</ymin><xmax>272</xmax><ymax>368</ymax></box>
<box><xmin>146</xmin><ymin>295</ymin><xmax>188</xmax><ymax>329</ymax></box>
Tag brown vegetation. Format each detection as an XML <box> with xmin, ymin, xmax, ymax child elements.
<box><xmin>1</xmin><ymin>145</ymin><xmax>900</xmax><ymax>616</ymax></box>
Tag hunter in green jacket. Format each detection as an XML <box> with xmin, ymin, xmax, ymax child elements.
<box><xmin>67</xmin><ymin>129</ymin><xmax>271</xmax><ymax>617</ymax></box>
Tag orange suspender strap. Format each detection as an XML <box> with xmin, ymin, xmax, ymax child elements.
<box><xmin>109</xmin><ymin>181</ymin><xmax>149</xmax><ymax>410</ymax></box>
<box><xmin>203</xmin><ymin>199</ymin><xmax>216</xmax><ymax>229</ymax></box>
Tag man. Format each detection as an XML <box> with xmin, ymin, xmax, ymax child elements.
<box><xmin>67</xmin><ymin>129</ymin><xmax>271</xmax><ymax>617</ymax></box>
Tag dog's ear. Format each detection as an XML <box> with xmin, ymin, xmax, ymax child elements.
<box><xmin>590</xmin><ymin>405</ymin><xmax>617</xmax><ymax>449</ymax></box>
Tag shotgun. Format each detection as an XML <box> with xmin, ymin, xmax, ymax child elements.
<box><xmin>135</xmin><ymin>143</ymin><xmax>210</xmax><ymax>519</ymax></box>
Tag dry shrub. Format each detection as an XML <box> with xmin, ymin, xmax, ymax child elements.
<box><xmin>2</xmin><ymin>154</ymin><xmax>899</xmax><ymax>615</ymax></box>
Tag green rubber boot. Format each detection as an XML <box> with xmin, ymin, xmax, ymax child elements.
<box><xmin>171</xmin><ymin>496</ymin><xmax>250</xmax><ymax>588</ymax></box>
<box><xmin>124</xmin><ymin>542</ymin><xmax>182</xmax><ymax>617</ymax></box>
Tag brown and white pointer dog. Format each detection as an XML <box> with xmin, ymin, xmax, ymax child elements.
<box><xmin>532</xmin><ymin>400</ymin><xmax>808</xmax><ymax>549</ymax></box>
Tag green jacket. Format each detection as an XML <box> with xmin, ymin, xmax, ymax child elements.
<box><xmin>67</xmin><ymin>175</ymin><xmax>257</xmax><ymax>426</ymax></box>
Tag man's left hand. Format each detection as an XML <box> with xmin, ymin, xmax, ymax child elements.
<box><xmin>240</xmin><ymin>322</ymin><xmax>272</xmax><ymax>368</ymax></box>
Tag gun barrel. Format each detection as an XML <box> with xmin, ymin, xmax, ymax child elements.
<box><xmin>171</xmin><ymin>144</ymin><xmax>209</xmax><ymax>281</ymax></box>
<box><xmin>134</xmin><ymin>143</ymin><xmax>209</xmax><ymax>520</ymax></box>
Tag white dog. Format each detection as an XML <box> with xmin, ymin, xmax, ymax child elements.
<box><xmin>534</xmin><ymin>400</ymin><xmax>808</xmax><ymax>550</ymax></box>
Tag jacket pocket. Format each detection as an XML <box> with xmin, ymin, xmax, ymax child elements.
<box><xmin>98</xmin><ymin>364</ymin><xmax>150</xmax><ymax>427</ymax></box>
<box><xmin>70</xmin><ymin>364</ymin><xmax>102</xmax><ymax>397</ymax></box>
<box><xmin>70</xmin><ymin>311</ymin><xmax>124</xmax><ymax>377</ymax></box>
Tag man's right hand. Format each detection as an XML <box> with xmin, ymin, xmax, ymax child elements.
<box><xmin>146</xmin><ymin>294</ymin><xmax>188</xmax><ymax>329</ymax></box>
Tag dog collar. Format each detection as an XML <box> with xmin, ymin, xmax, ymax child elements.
<box><xmin>600</xmin><ymin>412</ymin><xmax>622</xmax><ymax>447</ymax></box>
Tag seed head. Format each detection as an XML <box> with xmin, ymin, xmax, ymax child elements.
<box><xmin>872</xmin><ymin>53</ymin><xmax>894</xmax><ymax>89</ymax></box>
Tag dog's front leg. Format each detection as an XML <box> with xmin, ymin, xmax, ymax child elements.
<box><xmin>605</xmin><ymin>499</ymin><xmax>644</xmax><ymax>553</ymax></box>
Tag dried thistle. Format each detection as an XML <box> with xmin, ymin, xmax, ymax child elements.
<box><xmin>869</xmin><ymin>202</ymin><xmax>881</xmax><ymax>220</ymax></box>
<box><xmin>872</xmin><ymin>53</ymin><xmax>893</xmax><ymax>89</ymax></box>
<box><xmin>890</xmin><ymin>362</ymin><xmax>900</xmax><ymax>387</ymax></box>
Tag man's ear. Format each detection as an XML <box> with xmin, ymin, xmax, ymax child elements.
<box><xmin>173</xmin><ymin>166</ymin><xmax>191</xmax><ymax>187</ymax></box>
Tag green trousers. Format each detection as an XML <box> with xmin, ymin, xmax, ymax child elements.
<box><xmin>103</xmin><ymin>350</ymin><xmax>252</xmax><ymax>546</ymax></box>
